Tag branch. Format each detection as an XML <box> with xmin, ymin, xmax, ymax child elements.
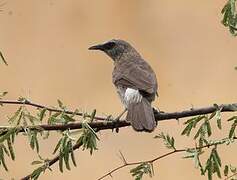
<box><xmin>0</xmin><ymin>100</ymin><xmax>233</xmax><ymax>179</ymax></box>
<box><xmin>0</xmin><ymin>100</ymin><xmax>107</xmax><ymax>121</ymax></box>
<box><xmin>21</xmin><ymin>141</ymin><xmax>83</xmax><ymax>180</ymax></box>
<box><xmin>225</xmin><ymin>171</ymin><xmax>237</xmax><ymax>180</ymax></box>
<box><xmin>0</xmin><ymin>100</ymin><xmax>237</xmax><ymax>133</ymax></box>
<box><xmin>97</xmin><ymin>142</ymin><xmax>222</xmax><ymax>180</ymax></box>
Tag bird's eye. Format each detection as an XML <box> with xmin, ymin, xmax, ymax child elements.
<box><xmin>103</xmin><ymin>42</ymin><xmax>116</xmax><ymax>50</ymax></box>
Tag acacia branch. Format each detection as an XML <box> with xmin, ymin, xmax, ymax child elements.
<box><xmin>21</xmin><ymin>141</ymin><xmax>83</xmax><ymax>180</ymax></box>
<box><xmin>225</xmin><ymin>172</ymin><xmax>237</xmax><ymax>180</ymax></box>
<box><xmin>97</xmin><ymin>142</ymin><xmax>224</xmax><ymax>180</ymax></box>
<box><xmin>0</xmin><ymin>99</ymin><xmax>107</xmax><ymax>121</ymax></box>
<box><xmin>0</xmin><ymin>100</ymin><xmax>237</xmax><ymax>133</ymax></box>
<box><xmin>0</xmin><ymin>100</ymin><xmax>233</xmax><ymax>179</ymax></box>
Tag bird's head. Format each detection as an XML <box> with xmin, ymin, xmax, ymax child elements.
<box><xmin>89</xmin><ymin>39</ymin><xmax>138</xmax><ymax>61</ymax></box>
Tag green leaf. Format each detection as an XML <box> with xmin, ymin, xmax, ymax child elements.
<box><xmin>181</xmin><ymin>123</ymin><xmax>193</xmax><ymax>136</ymax></box>
<box><xmin>64</xmin><ymin>141</ymin><xmax>71</xmax><ymax>170</ymax></box>
<box><xmin>216</xmin><ymin>110</ymin><xmax>222</xmax><ymax>129</ymax></box>
<box><xmin>206</xmin><ymin>120</ymin><xmax>212</xmax><ymax>137</ymax></box>
<box><xmin>77</xmin><ymin>123</ymin><xmax>99</xmax><ymax>155</ymax></box>
<box><xmin>8</xmin><ymin>106</ymin><xmax>23</xmax><ymax>124</ymax></box>
<box><xmin>130</xmin><ymin>163</ymin><xmax>153</xmax><ymax>180</ymax></box>
<box><xmin>0</xmin><ymin>146</ymin><xmax>8</xmax><ymax>171</ymax></box>
<box><xmin>155</xmin><ymin>132</ymin><xmax>176</xmax><ymax>150</ymax></box>
<box><xmin>7</xmin><ymin>138</ymin><xmax>15</xmax><ymax>160</ymax></box>
<box><xmin>229</xmin><ymin>120</ymin><xmax>237</xmax><ymax>138</ymax></box>
<box><xmin>0</xmin><ymin>128</ymin><xmax>16</xmax><ymax>143</ymax></box>
<box><xmin>57</xmin><ymin>99</ymin><xmax>65</xmax><ymax>109</ymax></box>
<box><xmin>53</xmin><ymin>139</ymin><xmax>62</xmax><ymax>154</ymax></box>
<box><xmin>59</xmin><ymin>151</ymin><xmax>64</xmax><ymax>173</ymax></box>
<box><xmin>31</xmin><ymin>160</ymin><xmax>43</xmax><ymax>165</ymax></box>
<box><xmin>90</xmin><ymin>109</ymin><xmax>96</xmax><ymax>122</ymax></box>
<box><xmin>38</xmin><ymin>108</ymin><xmax>47</xmax><ymax>122</ymax></box>
<box><xmin>221</xmin><ymin>0</ymin><xmax>237</xmax><ymax>36</ymax></box>
<box><xmin>68</xmin><ymin>140</ymin><xmax>76</xmax><ymax>167</ymax></box>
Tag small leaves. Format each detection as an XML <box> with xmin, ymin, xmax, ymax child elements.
<box><xmin>221</xmin><ymin>0</ymin><xmax>237</xmax><ymax>36</ymax></box>
<box><xmin>48</xmin><ymin>111</ymin><xmax>75</xmax><ymax>125</ymax></box>
<box><xmin>228</xmin><ymin>116</ymin><xmax>237</xmax><ymax>138</ymax></box>
<box><xmin>53</xmin><ymin>131</ymin><xmax>78</xmax><ymax>173</ymax></box>
<box><xmin>57</xmin><ymin>99</ymin><xmax>65</xmax><ymax>110</ymax></box>
<box><xmin>38</xmin><ymin>108</ymin><xmax>47</xmax><ymax>122</ymax></box>
<box><xmin>154</xmin><ymin>132</ymin><xmax>175</xmax><ymax>150</ymax></box>
<box><xmin>181</xmin><ymin>115</ymin><xmax>206</xmax><ymax>136</ymax></box>
<box><xmin>8</xmin><ymin>106</ymin><xmax>23</xmax><ymax>125</ymax></box>
<box><xmin>183</xmin><ymin>148</ymin><xmax>204</xmax><ymax>171</ymax></box>
<box><xmin>209</xmin><ymin>106</ymin><xmax>222</xmax><ymax>130</ymax></box>
<box><xmin>30</xmin><ymin>161</ymin><xmax>50</xmax><ymax>180</ymax></box>
<box><xmin>203</xmin><ymin>148</ymin><xmax>222</xmax><ymax>180</ymax></box>
<box><xmin>90</xmin><ymin>109</ymin><xmax>96</xmax><ymax>122</ymax></box>
<box><xmin>29</xmin><ymin>131</ymin><xmax>40</xmax><ymax>153</ymax></box>
<box><xmin>77</xmin><ymin>122</ymin><xmax>99</xmax><ymax>155</ymax></box>
<box><xmin>130</xmin><ymin>162</ymin><xmax>153</xmax><ymax>180</ymax></box>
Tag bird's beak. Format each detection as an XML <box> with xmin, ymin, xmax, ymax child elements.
<box><xmin>88</xmin><ymin>44</ymin><xmax>105</xmax><ymax>51</ymax></box>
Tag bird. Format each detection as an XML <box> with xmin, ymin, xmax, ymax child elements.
<box><xmin>89</xmin><ymin>39</ymin><xmax>158</xmax><ymax>132</ymax></box>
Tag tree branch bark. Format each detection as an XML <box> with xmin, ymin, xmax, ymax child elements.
<box><xmin>0</xmin><ymin>100</ymin><xmax>236</xmax><ymax>133</ymax></box>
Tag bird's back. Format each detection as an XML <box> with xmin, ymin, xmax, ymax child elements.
<box><xmin>112</xmin><ymin>56</ymin><xmax>158</xmax><ymax>102</ymax></box>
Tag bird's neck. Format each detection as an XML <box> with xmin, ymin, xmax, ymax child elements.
<box><xmin>113</xmin><ymin>50</ymin><xmax>142</xmax><ymax>66</ymax></box>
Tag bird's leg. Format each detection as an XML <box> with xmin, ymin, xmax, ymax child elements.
<box><xmin>113</xmin><ymin>109</ymin><xmax>127</xmax><ymax>133</ymax></box>
<box><xmin>115</xmin><ymin>108</ymin><xmax>127</xmax><ymax>121</ymax></box>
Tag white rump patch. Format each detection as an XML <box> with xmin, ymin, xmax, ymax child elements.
<box><xmin>124</xmin><ymin>88</ymin><xmax>142</xmax><ymax>105</ymax></box>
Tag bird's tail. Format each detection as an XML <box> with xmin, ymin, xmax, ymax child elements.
<box><xmin>126</xmin><ymin>98</ymin><xmax>156</xmax><ymax>132</ymax></box>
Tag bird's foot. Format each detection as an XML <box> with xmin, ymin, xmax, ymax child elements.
<box><xmin>153</xmin><ymin>107</ymin><xmax>165</xmax><ymax>114</ymax></box>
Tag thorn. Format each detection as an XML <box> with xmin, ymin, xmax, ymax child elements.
<box><xmin>176</xmin><ymin>118</ymin><xmax>179</xmax><ymax>124</ymax></box>
<box><xmin>119</xmin><ymin>150</ymin><xmax>127</xmax><ymax>165</ymax></box>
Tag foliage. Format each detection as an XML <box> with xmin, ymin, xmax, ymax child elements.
<box><xmin>222</xmin><ymin>0</ymin><xmax>237</xmax><ymax>36</ymax></box>
<box><xmin>154</xmin><ymin>132</ymin><xmax>176</xmax><ymax>150</ymax></box>
<box><xmin>130</xmin><ymin>162</ymin><xmax>154</xmax><ymax>180</ymax></box>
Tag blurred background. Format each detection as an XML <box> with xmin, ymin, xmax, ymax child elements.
<box><xmin>0</xmin><ymin>0</ymin><xmax>237</xmax><ymax>179</ymax></box>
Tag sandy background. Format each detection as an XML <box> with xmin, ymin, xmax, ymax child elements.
<box><xmin>0</xmin><ymin>0</ymin><xmax>237</xmax><ymax>179</ymax></box>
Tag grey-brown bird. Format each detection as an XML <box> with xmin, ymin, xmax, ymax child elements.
<box><xmin>89</xmin><ymin>39</ymin><xmax>158</xmax><ymax>132</ymax></box>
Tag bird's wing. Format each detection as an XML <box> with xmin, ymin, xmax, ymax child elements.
<box><xmin>113</xmin><ymin>60</ymin><xmax>157</xmax><ymax>95</ymax></box>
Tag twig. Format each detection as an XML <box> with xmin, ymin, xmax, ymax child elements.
<box><xmin>225</xmin><ymin>172</ymin><xmax>237</xmax><ymax>180</ymax></box>
<box><xmin>21</xmin><ymin>141</ymin><xmax>83</xmax><ymax>180</ymax></box>
<box><xmin>97</xmin><ymin>142</ymin><xmax>228</xmax><ymax>180</ymax></box>
<box><xmin>0</xmin><ymin>99</ymin><xmax>107</xmax><ymax>121</ymax></box>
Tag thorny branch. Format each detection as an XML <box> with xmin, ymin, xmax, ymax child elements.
<box><xmin>225</xmin><ymin>172</ymin><xmax>237</xmax><ymax>180</ymax></box>
<box><xmin>0</xmin><ymin>100</ymin><xmax>237</xmax><ymax>134</ymax></box>
<box><xmin>0</xmin><ymin>100</ymin><xmax>236</xmax><ymax>179</ymax></box>
<box><xmin>21</xmin><ymin>141</ymin><xmax>83</xmax><ymax>180</ymax></box>
<box><xmin>97</xmin><ymin>142</ymin><xmax>228</xmax><ymax>180</ymax></box>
